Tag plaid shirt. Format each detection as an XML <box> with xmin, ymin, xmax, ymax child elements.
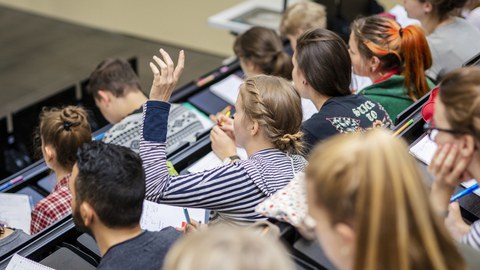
<box><xmin>30</xmin><ymin>174</ymin><xmax>72</xmax><ymax>235</ymax></box>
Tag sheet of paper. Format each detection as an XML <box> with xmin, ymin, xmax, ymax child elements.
<box><xmin>210</xmin><ymin>74</ymin><xmax>243</xmax><ymax>105</ymax></box>
<box><xmin>187</xmin><ymin>148</ymin><xmax>248</xmax><ymax>173</ymax></box>
<box><xmin>0</xmin><ymin>193</ymin><xmax>32</xmax><ymax>235</ymax></box>
<box><xmin>409</xmin><ymin>135</ymin><xmax>438</xmax><ymax>165</ymax></box>
<box><xmin>140</xmin><ymin>200</ymin><xmax>207</xmax><ymax>231</ymax></box>
<box><xmin>6</xmin><ymin>254</ymin><xmax>54</xmax><ymax>270</ymax></box>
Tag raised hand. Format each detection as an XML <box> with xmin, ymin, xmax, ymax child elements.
<box><xmin>149</xmin><ymin>49</ymin><xmax>185</xmax><ymax>102</ymax></box>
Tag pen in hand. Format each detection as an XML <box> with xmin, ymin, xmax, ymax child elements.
<box><xmin>450</xmin><ymin>182</ymin><xmax>479</xmax><ymax>203</ymax></box>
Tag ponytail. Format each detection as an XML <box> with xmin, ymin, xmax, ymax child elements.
<box><xmin>274</xmin><ymin>132</ymin><xmax>304</xmax><ymax>155</ymax></box>
<box><xmin>352</xmin><ymin>15</ymin><xmax>432</xmax><ymax>101</ymax></box>
<box><xmin>271</xmin><ymin>51</ymin><xmax>293</xmax><ymax>80</ymax></box>
<box><xmin>400</xmin><ymin>25</ymin><xmax>432</xmax><ymax>101</ymax></box>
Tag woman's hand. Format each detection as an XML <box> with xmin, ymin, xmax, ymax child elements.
<box><xmin>445</xmin><ymin>202</ymin><xmax>471</xmax><ymax>241</ymax></box>
<box><xmin>210</xmin><ymin>126</ymin><xmax>237</xmax><ymax>160</ymax></box>
<box><xmin>210</xmin><ymin>113</ymin><xmax>235</xmax><ymax>141</ymax></box>
<box><xmin>429</xmin><ymin>144</ymin><xmax>471</xmax><ymax>213</ymax></box>
<box><xmin>149</xmin><ymin>49</ymin><xmax>185</xmax><ymax>102</ymax></box>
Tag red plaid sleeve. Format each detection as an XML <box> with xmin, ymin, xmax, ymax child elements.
<box><xmin>30</xmin><ymin>176</ymin><xmax>72</xmax><ymax>235</ymax></box>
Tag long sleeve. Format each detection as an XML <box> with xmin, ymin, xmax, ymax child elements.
<box><xmin>140</xmin><ymin>101</ymin><xmax>266</xmax><ymax>220</ymax></box>
<box><xmin>462</xmin><ymin>220</ymin><xmax>480</xmax><ymax>250</ymax></box>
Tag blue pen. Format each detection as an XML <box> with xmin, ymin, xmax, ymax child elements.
<box><xmin>450</xmin><ymin>183</ymin><xmax>480</xmax><ymax>203</ymax></box>
<box><xmin>0</xmin><ymin>176</ymin><xmax>24</xmax><ymax>192</ymax></box>
<box><xmin>183</xmin><ymin>208</ymin><xmax>191</xmax><ymax>224</ymax></box>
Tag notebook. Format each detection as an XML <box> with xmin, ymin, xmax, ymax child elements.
<box><xmin>6</xmin><ymin>254</ymin><xmax>54</xmax><ymax>270</ymax></box>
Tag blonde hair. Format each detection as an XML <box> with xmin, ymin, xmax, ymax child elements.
<box><xmin>240</xmin><ymin>75</ymin><xmax>303</xmax><ymax>155</ymax></box>
<box><xmin>439</xmin><ymin>66</ymin><xmax>480</xmax><ymax>141</ymax></box>
<box><xmin>280</xmin><ymin>1</ymin><xmax>327</xmax><ymax>37</ymax></box>
<box><xmin>163</xmin><ymin>226</ymin><xmax>295</xmax><ymax>270</ymax></box>
<box><xmin>306</xmin><ymin>129</ymin><xmax>467</xmax><ymax>270</ymax></box>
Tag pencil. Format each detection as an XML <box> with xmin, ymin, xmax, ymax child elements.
<box><xmin>393</xmin><ymin>119</ymin><xmax>414</xmax><ymax>136</ymax></box>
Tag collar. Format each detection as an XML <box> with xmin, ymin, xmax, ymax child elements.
<box><xmin>54</xmin><ymin>174</ymin><xmax>71</xmax><ymax>190</ymax></box>
<box><xmin>374</xmin><ymin>68</ymin><xmax>400</xmax><ymax>84</ymax></box>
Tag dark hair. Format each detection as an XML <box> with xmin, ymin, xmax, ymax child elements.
<box><xmin>234</xmin><ymin>26</ymin><xmax>293</xmax><ymax>80</ymax></box>
<box><xmin>420</xmin><ymin>0</ymin><xmax>468</xmax><ymax>20</ymax></box>
<box><xmin>75</xmin><ymin>141</ymin><xmax>145</xmax><ymax>228</ymax></box>
<box><xmin>352</xmin><ymin>15</ymin><xmax>432</xmax><ymax>101</ymax></box>
<box><xmin>39</xmin><ymin>106</ymin><xmax>91</xmax><ymax>170</ymax></box>
<box><xmin>295</xmin><ymin>28</ymin><xmax>352</xmax><ymax>97</ymax></box>
<box><xmin>86</xmin><ymin>58</ymin><xmax>142</xmax><ymax>99</ymax></box>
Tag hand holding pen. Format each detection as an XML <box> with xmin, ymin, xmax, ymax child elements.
<box><xmin>210</xmin><ymin>106</ymin><xmax>235</xmax><ymax>141</ymax></box>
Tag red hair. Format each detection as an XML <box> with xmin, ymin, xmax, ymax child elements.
<box><xmin>352</xmin><ymin>15</ymin><xmax>432</xmax><ymax>101</ymax></box>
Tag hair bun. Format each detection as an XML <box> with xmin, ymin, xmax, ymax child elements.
<box><xmin>59</xmin><ymin>106</ymin><xmax>88</xmax><ymax>131</ymax></box>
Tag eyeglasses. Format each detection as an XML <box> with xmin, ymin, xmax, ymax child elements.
<box><xmin>423</xmin><ymin>122</ymin><xmax>464</xmax><ymax>141</ymax></box>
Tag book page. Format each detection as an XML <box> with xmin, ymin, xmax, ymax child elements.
<box><xmin>209</xmin><ymin>74</ymin><xmax>243</xmax><ymax>105</ymax></box>
<box><xmin>140</xmin><ymin>200</ymin><xmax>207</xmax><ymax>231</ymax></box>
<box><xmin>409</xmin><ymin>135</ymin><xmax>437</xmax><ymax>165</ymax></box>
<box><xmin>0</xmin><ymin>193</ymin><xmax>32</xmax><ymax>235</ymax></box>
<box><xmin>6</xmin><ymin>254</ymin><xmax>54</xmax><ymax>270</ymax></box>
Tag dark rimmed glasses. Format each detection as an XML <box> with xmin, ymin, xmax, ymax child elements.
<box><xmin>423</xmin><ymin>121</ymin><xmax>464</xmax><ymax>141</ymax></box>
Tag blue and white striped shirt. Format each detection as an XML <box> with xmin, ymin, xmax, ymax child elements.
<box><xmin>140</xmin><ymin>101</ymin><xmax>307</xmax><ymax>224</ymax></box>
<box><xmin>463</xmin><ymin>220</ymin><xmax>480</xmax><ymax>250</ymax></box>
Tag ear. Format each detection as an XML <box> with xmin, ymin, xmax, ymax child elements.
<box><xmin>334</xmin><ymin>223</ymin><xmax>355</xmax><ymax>251</ymax></box>
<box><xmin>96</xmin><ymin>90</ymin><xmax>112</xmax><ymax>106</ymax></box>
<box><xmin>43</xmin><ymin>145</ymin><xmax>55</xmax><ymax>163</ymax></box>
<box><xmin>459</xmin><ymin>134</ymin><xmax>476</xmax><ymax>158</ymax></box>
<box><xmin>369</xmin><ymin>56</ymin><xmax>381</xmax><ymax>73</ymax></box>
<box><xmin>250</xmin><ymin>120</ymin><xmax>260</xmax><ymax>136</ymax></box>
<box><xmin>423</xmin><ymin>2</ymin><xmax>433</xmax><ymax>14</ymax></box>
<box><xmin>80</xmin><ymin>202</ymin><xmax>96</xmax><ymax>227</ymax></box>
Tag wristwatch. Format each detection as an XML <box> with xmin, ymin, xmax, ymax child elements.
<box><xmin>223</xmin><ymin>155</ymin><xmax>241</xmax><ymax>164</ymax></box>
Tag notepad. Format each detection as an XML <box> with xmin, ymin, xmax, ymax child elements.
<box><xmin>6</xmin><ymin>254</ymin><xmax>54</xmax><ymax>270</ymax></box>
<box><xmin>187</xmin><ymin>148</ymin><xmax>248</xmax><ymax>174</ymax></box>
<box><xmin>140</xmin><ymin>200</ymin><xmax>207</xmax><ymax>231</ymax></box>
<box><xmin>0</xmin><ymin>193</ymin><xmax>32</xmax><ymax>235</ymax></box>
<box><xmin>409</xmin><ymin>134</ymin><xmax>438</xmax><ymax>165</ymax></box>
<box><xmin>209</xmin><ymin>74</ymin><xmax>243</xmax><ymax>105</ymax></box>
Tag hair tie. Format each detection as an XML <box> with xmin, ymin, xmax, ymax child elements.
<box><xmin>63</xmin><ymin>121</ymin><xmax>72</xmax><ymax>131</ymax></box>
<box><xmin>399</xmin><ymin>27</ymin><xmax>404</xmax><ymax>38</ymax></box>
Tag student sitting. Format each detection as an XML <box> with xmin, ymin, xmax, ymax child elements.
<box><xmin>292</xmin><ymin>28</ymin><xmax>392</xmax><ymax>152</ymax></box>
<box><xmin>404</xmin><ymin>0</ymin><xmax>480</xmax><ymax>81</ymax></box>
<box><xmin>31</xmin><ymin>106</ymin><xmax>91</xmax><ymax>234</ymax></box>
<box><xmin>306</xmin><ymin>129</ymin><xmax>472</xmax><ymax>270</ymax></box>
<box><xmin>234</xmin><ymin>26</ymin><xmax>292</xmax><ymax>79</ymax></box>
<box><xmin>86</xmin><ymin>58</ymin><xmax>203</xmax><ymax>153</ymax></box>
<box><xmin>0</xmin><ymin>221</ymin><xmax>30</xmax><ymax>256</ymax></box>
<box><xmin>141</xmin><ymin>49</ymin><xmax>307</xmax><ymax>224</ymax></box>
<box><xmin>231</xmin><ymin>26</ymin><xmax>316</xmax><ymax>121</ymax></box>
<box><xmin>350</xmin><ymin>15</ymin><xmax>435</xmax><ymax>121</ymax></box>
<box><xmin>427</xmin><ymin>67</ymin><xmax>480</xmax><ymax>250</ymax></box>
<box><xmin>70</xmin><ymin>141</ymin><xmax>180</xmax><ymax>270</ymax></box>
<box><xmin>279</xmin><ymin>1</ymin><xmax>327</xmax><ymax>50</ymax></box>
<box><xmin>163</xmin><ymin>226</ymin><xmax>295</xmax><ymax>270</ymax></box>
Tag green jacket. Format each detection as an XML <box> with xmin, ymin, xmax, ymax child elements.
<box><xmin>359</xmin><ymin>75</ymin><xmax>435</xmax><ymax>122</ymax></box>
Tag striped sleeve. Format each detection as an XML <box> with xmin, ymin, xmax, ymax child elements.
<box><xmin>462</xmin><ymin>220</ymin><xmax>480</xmax><ymax>250</ymax></box>
<box><xmin>140</xmin><ymin>101</ymin><xmax>265</xmax><ymax>211</ymax></box>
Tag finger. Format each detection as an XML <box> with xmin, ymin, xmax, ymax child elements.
<box><xmin>429</xmin><ymin>144</ymin><xmax>449</xmax><ymax>175</ymax></box>
<box><xmin>153</xmin><ymin>55</ymin><xmax>168</xmax><ymax>82</ymax></box>
<box><xmin>174</xmin><ymin>50</ymin><xmax>185</xmax><ymax>80</ymax></box>
<box><xmin>149</xmin><ymin>62</ymin><xmax>160</xmax><ymax>75</ymax></box>
<box><xmin>209</xmin><ymin>114</ymin><xmax>218</xmax><ymax>123</ymax></box>
<box><xmin>159</xmin><ymin>48</ymin><xmax>174</xmax><ymax>81</ymax></box>
<box><xmin>437</xmin><ymin>145</ymin><xmax>459</xmax><ymax>181</ymax></box>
